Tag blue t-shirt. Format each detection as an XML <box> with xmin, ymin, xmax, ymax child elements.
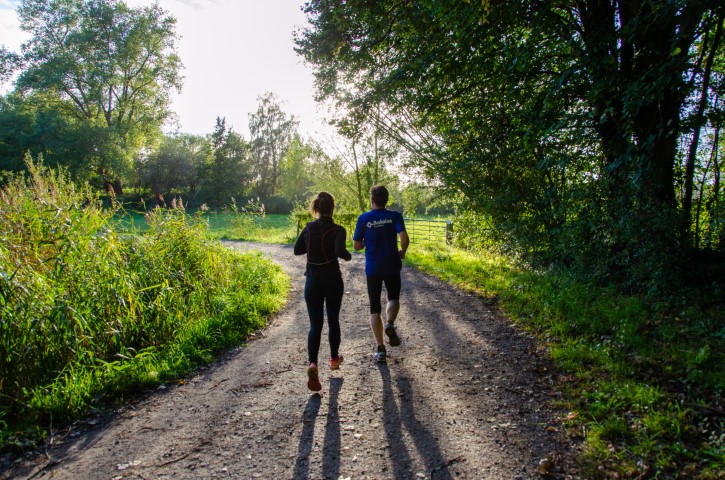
<box><xmin>353</xmin><ymin>208</ymin><xmax>406</xmax><ymax>276</ymax></box>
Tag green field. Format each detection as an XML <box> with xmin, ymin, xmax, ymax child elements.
<box><xmin>116</xmin><ymin>211</ymin><xmax>298</xmax><ymax>244</ymax></box>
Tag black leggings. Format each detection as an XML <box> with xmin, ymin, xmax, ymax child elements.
<box><xmin>304</xmin><ymin>273</ymin><xmax>344</xmax><ymax>364</ymax></box>
<box><xmin>365</xmin><ymin>274</ymin><xmax>401</xmax><ymax>314</ymax></box>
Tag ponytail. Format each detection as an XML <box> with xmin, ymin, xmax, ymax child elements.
<box><xmin>311</xmin><ymin>191</ymin><xmax>335</xmax><ymax>217</ymax></box>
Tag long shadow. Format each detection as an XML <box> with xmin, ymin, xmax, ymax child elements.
<box><xmin>398</xmin><ymin>267</ymin><xmax>570</xmax><ymax>473</ymax></box>
<box><xmin>396</xmin><ymin>375</ymin><xmax>453</xmax><ymax>480</ymax></box>
<box><xmin>293</xmin><ymin>394</ymin><xmax>322</xmax><ymax>479</ymax></box>
<box><xmin>379</xmin><ymin>364</ymin><xmax>414</xmax><ymax>479</ymax></box>
<box><xmin>322</xmin><ymin>377</ymin><xmax>344</xmax><ymax>479</ymax></box>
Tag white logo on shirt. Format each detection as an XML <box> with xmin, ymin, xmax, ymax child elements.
<box><xmin>367</xmin><ymin>218</ymin><xmax>393</xmax><ymax>228</ymax></box>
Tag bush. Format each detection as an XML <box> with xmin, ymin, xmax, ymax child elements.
<box><xmin>0</xmin><ymin>157</ymin><xmax>288</xmax><ymax>449</ymax></box>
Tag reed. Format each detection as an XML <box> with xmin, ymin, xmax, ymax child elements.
<box><xmin>0</xmin><ymin>158</ymin><xmax>289</xmax><ymax>450</ymax></box>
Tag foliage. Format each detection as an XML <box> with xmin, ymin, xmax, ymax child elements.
<box><xmin>0</xmin><ymin>158</ymin><xmax>288</xmax><ymax>449</ymax></box>
<box><xmin>277</xmin><ymin>136</ymin><xmax>322</xmax><ymax>206</ymax></box>
<box><xmin>290</xmin><ymin>202</ymin><xmax>358</xmax><ymax>243</ymax></box>
<box><xmin>0</xmin><ymin>92</ymin><xmax>116</xmax><ymax>184</ymax></box>
<box><xmin>203</xmin><ymin>117</ymin><xmax>252</xmax><ymax>209</ymax></box>
<box><xmin>136</xmin><ymin>133</ymin><xmax>209</xmax><ymax>202</ymax></box>
<box><xmin>399</xmin><ymin>182</ymin><xmax>455</xmax><ymax>217</ymax></box>
<box><xmin>2</xmin><ymin>0</ymin><xmax>182</xmax><ymax>191</ymax></box>
<box><xmin>248</xmin><ymin>92</ymin><xmax>299</xmax><ymax>198</ymax></box>
<box><xmin>305</xmin><ymin>140</ymin><xmax>401</xmax><ymax>215</ymax></box>
<box><xmin>405</xmin><ymin>241</ymin><xmax>724</xmax><ymax>479</ymax></box>
<box><xmin>295</xmin><ymin>0</ymin><xmax>725</xmax><ymax>295</ymax></box>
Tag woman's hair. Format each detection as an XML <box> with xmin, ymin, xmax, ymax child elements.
<box><xmin>311</xmin><ymin>191</ymin><xmax>335</xmax><ymax>216</ymax></box>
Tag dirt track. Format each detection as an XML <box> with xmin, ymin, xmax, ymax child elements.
<box><xmin>2</xmin><ymin>242</ymin><xmax>577</xmax><ymax>479</ymax></box>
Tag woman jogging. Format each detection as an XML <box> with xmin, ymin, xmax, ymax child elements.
<box><xmin>294</xmin><ymin>192</ymin><xmax>352</xmax><ymax>391</ymax></box>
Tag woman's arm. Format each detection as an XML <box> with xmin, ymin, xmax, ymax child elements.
<box><xmin>293</xmin><ymin>227</ymin><xmax>308</xmax><ymax>256</ymax></box>
<box><xmin>336</xmin><ymin>227</ymin><xmax>352</xmax><ymax>261</ymax></box>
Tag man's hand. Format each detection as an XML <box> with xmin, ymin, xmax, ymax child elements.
<box><xmin>398</xmin><ymin>231</ymin><xmax>410</xmax><ymax>259</ymax></box>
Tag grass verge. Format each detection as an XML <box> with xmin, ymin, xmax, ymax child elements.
<box><xmin>405</xmin><ymin>241</ymin><xmax>724</xmax><ymax>479</ymax></box>
<box><xmin>0</xmin><ymin>160</ymin><xmax>289</xmax><ymax>451</ymax></box>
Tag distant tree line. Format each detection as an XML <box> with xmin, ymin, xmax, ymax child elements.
<box><xmin>0</xmin><ymin>0</ymin><xmax>447</xmax><ymax>216</ymax></box>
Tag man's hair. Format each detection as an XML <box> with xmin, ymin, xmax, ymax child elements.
<box><xmin>370</xmin><ymin>185</ymin><xmax>389</xmax><ymax>207</ymax></box>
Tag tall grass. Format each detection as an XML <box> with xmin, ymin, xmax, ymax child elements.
<box><xmin>0</xmin><ymin>158</ymin><xmax>289</xmax><ymax>450</ymax></box>
<box><xmin>405</xmin><ymin>240</ymin><xmax>724</xmax><ymax>479</ymax></box>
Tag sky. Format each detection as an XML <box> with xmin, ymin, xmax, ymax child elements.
<box><xmin>0</xmin><ymin>0</ymin><xmax>333</xmax><ymax>139</ymax></box>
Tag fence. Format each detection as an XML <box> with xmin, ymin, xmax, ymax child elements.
<box><xmin>404</xmin><ymin>218</ymin><xmax>452</xmax><ymax>244</ymax></box>
<box><xmin>295</xmin><ymin>214</ymin><xmax>452</xmax><ymax>244</ymax></box>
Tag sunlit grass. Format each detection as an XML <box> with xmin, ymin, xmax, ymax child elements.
<box><xmin>115</xmin><ymin>211</ymin><xmax>297</xmax><ymax>244</ymax></box>
<box><xmin>405</xmin><ymin>240</ymin><xmax>724</xmax><ymax>479</ymax></box>
<box><xmin>0</xmin><ymin>160</ymin><xmax>289</xmax><ymax>451</ymax></box>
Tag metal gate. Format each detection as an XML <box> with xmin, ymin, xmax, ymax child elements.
<box><xmin>404</xmin><ymin>218</ymin><xmax>452</xmax><ymax>244</ymax></box>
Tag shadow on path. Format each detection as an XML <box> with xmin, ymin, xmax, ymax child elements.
<box><xmin>323</xmin><ymin>377</ymin><xmax>344</xmax><ymax>478</ymax></box>
<box><xmin>379</xmin><ymin>365</ymin><xmax>453</xmax><ymax>480</ymax></box>
<box><xmin>293</xmin><ymin>393</ymin><xmax>322</xmax><ymax>478</ymax></box>
<box><xmin>293</xmin><ymin>378</ymin><xmax>344</xmax><ymax>479</ymax></box>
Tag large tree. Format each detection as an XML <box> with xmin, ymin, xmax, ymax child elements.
<box><xmin>139</xmin><ymin>133</ymin><xmax>208</xmax><ymax>204</ymax></box>
<box><xmin>296</xmin><ymin>0</ymin><xmax>724</xmax><ymax>289</ymax></box>
<box><xmin>248</xmin><ymin>92</ymin><xmax>298</xmax><ymax>199</ymax></box>
<box><xmin>3</xmin><ymin>0</ymin><xmax>181</xmax><ymax>192</ymax></box>
<box><xmin>205</xmin><ymin>117</ymin><xmax>252</xmax><ymax>209</ymax></box>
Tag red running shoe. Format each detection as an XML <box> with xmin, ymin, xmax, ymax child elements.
<box><xmin>307</xmin><ymin>364</ymin><xmax>322</xmax><ymax>391</ymax></box>
<box><xmin>330</xmin><ymin>354</ymin><xmax>344</xmax><ymax>370</ymax></box>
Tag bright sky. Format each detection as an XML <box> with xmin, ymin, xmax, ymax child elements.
<box><xmin>0</xmin><ymin>0</ymin><xmax>333</xmax><ymax>139</ymax></box>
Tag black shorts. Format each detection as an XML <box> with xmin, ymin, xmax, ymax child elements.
<box><xmin>365</xmin><ymin>274</ymin><xmax>401</xmax><ymax>314</ymax></box>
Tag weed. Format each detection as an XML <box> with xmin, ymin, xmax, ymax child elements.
<box><xmin>405</xmin><ymin>241</ymin><xmax>724</xmax><ymax>479</ymax></box>
<box><xmin>0</xmin><ymin>158</ymin><xmax>289</xmax><ymax>450</ymax></box>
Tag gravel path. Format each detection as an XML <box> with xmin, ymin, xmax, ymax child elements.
<box><xmin>2</xmin><ymin>242</ymin><xmax>577</xmax><ymax>480</ymax></box>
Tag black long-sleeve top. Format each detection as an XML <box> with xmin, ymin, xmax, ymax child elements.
<box><xmin>294</xmin><ymin>216</ymin><xmax>352</xmax><ymax>275</ymax></box>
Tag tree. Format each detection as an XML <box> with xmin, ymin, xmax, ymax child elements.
<box><xmin>140</xmin><ymin>133</ymin><xmax>208</xmax><ymax>204</ymax></box>
<box><xmin>0</xmin><ymin>92</ymin><xmax>104</xmax><ymax>181</ymax></box>
<box><xmin>333</xmin><ymin>114</ymin><xmax>401</xmax><ymax>213</ymax></box>
<box><xmin>5</xmin><ymin>0</ymin><xmax>181</xmax><ymax>192</ymax></box>
<box><xmin>248</xmin><ymin>92</ymin><xmax>298</xmax><ymax>199</ymax></box>
<box><xmin>308</xmin><ymin>130</ymin><xmax>400</xmax><ymax>215</ymax></box>
<box><xmin>277</xmin><ymin>135</ymin><xmax>320</xmax><ymax>206</ymax></box>
<box><xmin>205</xmin><ymin>117</ymin><xmax>252</xmax><ymax>209</ymax></box>
<box><xmin>296</xmin><ymin>1</ymin><xmax>724</xmax><ymax>290</ymax></box>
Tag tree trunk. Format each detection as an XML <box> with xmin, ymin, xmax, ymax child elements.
<box><xmin>683</xmin><ymin>14</ymin><xmax>722</xmax><ymax>233</ymax></box>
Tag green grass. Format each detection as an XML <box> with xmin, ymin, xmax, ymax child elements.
<box><xmin>404</xmin><ymin>240</ymin><xmax>724</xmax><ymax>480</ymax></box>
<box><xmin>0</xmin><ymin>160</ymin><xmax>290</xmax><ymax>451</ymax></box>
<box><xmin>4</xmin><ymin>166</ymin><xmax>722</xmax><ymax>479</ymax></box>
<box><xmin>115</xmin><ymin>211</ymin><xmax>297</xmax><ymax>244</ymax></box>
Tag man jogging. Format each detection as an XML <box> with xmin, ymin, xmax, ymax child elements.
<box><xmin>353</xmin><ymin>185</ymin><xmax>410</xmax><ymax>363</ymax></box>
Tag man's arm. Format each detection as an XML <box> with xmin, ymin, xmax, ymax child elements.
<box><xmin>354</xmin><ymin>240</ymin><xmax>365</xmax><ymax>251</ymax></box>
<box><xmin>399</xmin><ymin>231</ymin><xmax>410</xmax><ymax>259</ymax></box>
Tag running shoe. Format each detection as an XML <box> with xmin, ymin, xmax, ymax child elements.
<box><xmin>384</xmin><ymin>322</ymin><xmax>401</xmax><ymax>346</ymax></box>
<box><xmin>375</xmin><ymin>346</ymin><xmax>387</xmax><ymax>363</ymax></box>
<box><xmin>307</xmin><ymin>364</ymin><xmax>322</xmax><ymax>391</ymax></box>
<box><xmin>330</xmin><ymin>354</ymin><xmax>344</xmax><ymax>370</ymax></box>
